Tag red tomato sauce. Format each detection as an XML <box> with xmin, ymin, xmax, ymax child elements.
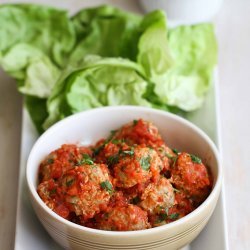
<box><xmin>37</xmin><ymin>119</ymin><xmax>212</xmax><ymax>231</ymax></box>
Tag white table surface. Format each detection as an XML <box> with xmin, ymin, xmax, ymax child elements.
<box><xmin>0</xmin><ymin>0</ymin><xmax>249</xmax><ymax>249</ymax></box>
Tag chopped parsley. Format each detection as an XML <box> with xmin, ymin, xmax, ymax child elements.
<box><xmin>47</xmin><ymin>158</ymin><xmax>54</xmax><ymax>164</ymax></box>
<box><xmin>110</xmin><ymin>130</ymin><xmax>117</xmax><ymax>137</ymax></box>
<box><xmin>172</xmin><ymin>148</ymin><xmax>179</xmax><ymax>154</ymax></box>
<box><xmin>66</xmin><ymin>178</ymin><xmax>74</xmax><ymax>187</ymax></box>
<box><xmin>122</xmin><ymin>149</ymin><xmax>134</xmax><ymax>156</ymax></box>
<box><xmin>111</xmin><ymin>139</ymin><xmax>125</xmax><ymax>144</ymax></box>
<box><xmin>190</xmin><ymin>154</ymin><xmax>202</xmax><ymax>164</ymax></box>
<box><xmin>169</xmin><ymin>213</ymin><xmax>179</xmax><ymax>220</ymax></box>
<box><xmin>50</xmin><ymin>189</ymin><xmax>56</xmax><ymax>195</ymax></box>
<box><xmin>107</xmin><ymin>154</ymin><xmax>119</xmax><ymax>165</ymax></box>
<box><xmin>131</xmin><ymin>196</ymin><xmax>141</xmax><ymax>204</ymax></box>
<box><xmin>100</xmin><ymin>181</ymin><xmax>113</xmax><ymax>193</ymax></box>
<box><xmin>158</xmin><ymin>213</ymin><xmax>168</xmax><ymax>222</ymax></box>
<box><xmin>77</xmin><ymin>154</ymin><xmax>94</xmax><ymax>165</ymax></box>
<box><xmin>133</xmin><ymin>120</ymin><xmax>138</xmax><ymax>126</ymax></box>
<box><xmin>139</xmin><ymin>155</ymin><xmax>151</xmax><ymax>171</ymax></box>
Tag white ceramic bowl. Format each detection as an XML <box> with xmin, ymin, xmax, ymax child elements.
<box><xmin>139</xmin><ymin>0</ymin><xmax>223</xmax><ymax>25</ymax></box>
<box><xmin>26</xmin><ymin>106</ymin><xmax>222</xmax><ymax>250</ymax></box>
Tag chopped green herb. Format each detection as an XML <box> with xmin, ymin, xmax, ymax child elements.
<box><xmin>92</xmin><ymin>145</ymin><xmax>103</xmax><ymax>156</ymax></box>
<box><xmin>47</xmin><ymin>158</ymin><xmax>54</xmax><ymax>164</ymax></box>
<box><xmin>133</xmin><ymin>120</ymin><xmax>138</xmax><ymax>126</ymax></box>
<box><xmin>172</xmin><ymin>148</ymin><xmax>179</xmax><ymax>154</ymax></box>
<box><xmin>190</xmin><ymin>154</ymin><xmax>202</xmax><ymax>164</ymax></box>
<box><xmin>111</xmin><ymin>139</ymin><xmax>124</xmax><ymax>144</ymax></box>
<box><xmin>158</xmin><ymin>213</ymin><xmax>168</xmax><ymax>222</ymax></box>
<box><xmin>77</xmin><ymin>154</ymin><xmax>94</xmax><ymax>165</ymax></box>
<box><xmin>50</xmin><ymin>189</ymin><xmax>56</xmax><ymax>195</ymax></box>
<box><xmin>110</xmin><ymin>130</ymin><xmax>117</xmax><ymax>137</ymax></box>
<box><xmin>100</xmin><ymin>181</ymin><xmax>113</xmax><ymax>193</ymax></box>
<box><xmin>165</xmin><ymin>153</ymin><xmax>177</xmax><ymax>160</ymax></box>
<box><xmin>107</xmin><ymin>154</ymin><xmax>119</xmax><ymax>165</ymax></box>
<box><xmin>122</xmin><ymin>149</ymin><xmax>134</xmax><ymax>156</ymax></box>
<box><xmin>131</xmin><ymin>196</ymin><xmax>141</xmax><ymax>204</ymax></box>
<box><xmin>169</xmin><ymin>213</ymin><xmax>179</xmax><ymax>220</ymax></box>
<box><xmin>66</xmin><ymin>178</ymin><xmax>74</xmax><ymax>187</ymax></box>
<box><xmin>139</xmin><ymin>156</ymin><xmax>151</xmax><ymax>171</ymax></box>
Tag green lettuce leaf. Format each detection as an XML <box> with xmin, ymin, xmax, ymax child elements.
<box><xmin>24</xmin><ymin>95</ymin><xmax>48</xmax><ymax>134</ymax></box>
<box><xmin>153</xmin><ymin>24</ymin><xmax>217</xmax><ymax>111</ymax></box>
<box><xmin>0</xmin><ymin>4</ymin><xmax>75</xmax><ymax>67</ymax></box>
<box><xmin>0</xmin><ymin>44</ymin><xmax>60</xmax><ymax>98</ymax></box>
<box><xmin>0</xmin><ymin>4</ymin><xmax>217</xmax><ymax>133</ymax></box>
<box><xmin>70</xmin><ymin>5</ymin><xmax>142</xmax><ymax>64</ymax></box>
<box><xmin>43</xmin><ymin>56</ymin><xmax>150</xmax><ymax>129</ymax></box>
<box><xmin>137</xmin><ymin>10</ymin><xmax>173</xmax><ymax>77</ymax></box>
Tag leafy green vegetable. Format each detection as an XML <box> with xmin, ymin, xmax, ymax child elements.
<box><xmin>43</xmin><ymin>56</ymin><xmax>151</xmax><ymax>129</ymax></box>
<box><xmin>131</xmin><ymin>196</ymin><xmax>141</xmax><ymax>205</ymax></box>
<box><xmin>77</xmin><ymin>154</ymin><xmax>94</xmax><ymax>165</ymax></box>
<box><xmin>0</xmin><ymin>4</ymin><xmax>75</xmax><ymax>67</ymax></box>
<box><xmin>169</xmin><ymin>213</ymin><xmax>179</xmax><ymax>220</ymax></box>
<box><xmin>70</xmin><ymin>5</ymin><xmax>142</xmax><ymax>64</ymax></box>
<box><xmin>100</xmin><ymin>181</ymin><xmax>113</xmax><ymax>193</ymax></box>
<box><xmin>121</xmin><ymin>149</ymin><xmax>135</xmax><ymax>156</ymax></box>
<box><xmin>154</xmin><ymin>24</ymin><xmax>217</xmax><ymax>111</ymax></box>
<box><xmin>172</xmin><ymin>149</ymin><xmax>179</xmax><ymax>154</ymax></box>
<box><xmin>0</xmin><ymin>44</ymin><xmax>60</xmax><ymax>98</ymax></box>
<box><xmin>140</xmin><ymin>155</ymin><xmax>151</xmax><ymax>171</ymax></box>
<box><xmin>107</xmin><ymin>154</ymin><xmax>120</xmax><ymax>165</ymax></box>
<box><xmin>24</xmin><ymin>95</ymin><xmax>48</xmax><ymax>134</ymax></box>
<box><xmin>66</xmin><ymin>178</ymin><xmax>75</xmax><ymax>187</ymax></box>
<box><xmin>190</xmin><ymin>154</ymin><xmax>202</xmax><ymax>164</ymax></box>
<box><xmin>0</xmin><ymin>4</ymin><xmax>217</xmax><ymax>134</ymax></box>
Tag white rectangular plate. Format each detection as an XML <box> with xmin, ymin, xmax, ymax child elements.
<box><xmin>14</xmin><ymin>72</ymin><xmax>228</xmax><ymax>250</ymax></box>
<box><xmin>12</xmin><ymin>1</ymin><xmax>228</xmax><ymax>249</ymax></box>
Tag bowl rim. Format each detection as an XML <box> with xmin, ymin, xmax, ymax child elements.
<box><xmin>26</xmin><ymin>105</ymin><xmax>222</xmax><ymax>237</ymax></box>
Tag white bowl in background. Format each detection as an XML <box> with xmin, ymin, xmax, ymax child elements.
<box><xmin>26</xmin><ymin>106</ymin><xmax>222</xmax><ymax>250</ymax></box>
<box><xmin>139</xmin><ymin>0</ymin><xmax>223</xmax><ymax>25</ymax></box>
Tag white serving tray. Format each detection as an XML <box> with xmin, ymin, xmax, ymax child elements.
<box><xmin>14</xmin><ymin>71</ymin><xmax>228</xmax><ymax>250</ymax></box>
<box><xmin>11</xmin><ymin>1</ymin><xmax>229</xmax><ymax>249</ymax></box>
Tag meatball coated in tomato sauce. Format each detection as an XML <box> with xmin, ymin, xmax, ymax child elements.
<box><xmin>96</xmin><ymin>204</ymin><xmax>150</xmax><ymax>231</ymax></box>
<box><xmin>113</xmin><ymin>119</ymin><xmax>163</xmax><ymax>146</ymax></box>
<box><xmin>139</xmin><ymin>177</ymin><xmax>175</xmax><ymax>215</ymax></box>
<box><xmin>154</xmin><ymin>144</ymin><xmax>176</xmax><ymax>172</ymax></box>
<box><xmin>39</xmin><ymin>144</ymin><xmax>92</xmax><ymax>182</ymax></box>
<box><xmin>37</xmin><ymin>179</ymin><xmax>70</xmax><ymax>219</ymax></box>
<box><xmin>171</xmin><ymin>153</ymin><xmax>212</xmax><ymax>203</ymax></box>
<box><xmin>113</xmin><ymin>145</ymin><xmax>163</xmax><ymax>188</ymax></box>
<box><xmin>60</xmin><ymin>164</ymin><xmax>112</xmax><ymax>220</ymax></box>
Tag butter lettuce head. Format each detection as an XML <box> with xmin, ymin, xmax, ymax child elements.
<box><xmin>0</xmin><ymin>4</ymin><xmax>75</xmax><ymax>67</ymax></box>
<box><xmin>0</xmin><ymin>4</ymin><xmax>217</xmax><ymax>133</ymax></box>
<box><xmin>43</xmin><ymin>56</ymin><xmax>151</xmax><ymax>129</ymax></box>
<box><xmin>70</xmin><ymin>5</ymin><xmax>142</xmax><ymax>64</ymax></box>
<box><xmin>153</xmin><ymin>24</ymin><xmax>217</xmax><ymax>111</ymax></box>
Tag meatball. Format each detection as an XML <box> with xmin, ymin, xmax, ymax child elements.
<box><xmin>37</xmin><ymin>179</ymin><xmax>70</xmax><ymax>219</ymax></box>
<box><xmin>139</xmin><ymin>177</ymin><xmax>175</xmax><ymax>215</ymax></box>
<box><xmin>96</xmin><ymin>204</ymin><xmax>150</xmax><ymax>231</ymax></box>
<box><xmin>166</xmin><ymin>191</ymin><xmax>194</xmax><ymax>223</ymax></box>
<box><xmin>39</xmin><ymin>144</ymin><xmax>92</xmax><ymax>182</ymax></box>
<box><xmin>113</xmin><ymin>146</ymin><xmax>163</xmax><ymax>188</ymax></box>
<box><xmin>113</xmin><ymin>119</ymin><xmax>163</xmax><ymax>146</ymax></box>
<box><xmin>60</xmin><ymin>163</ymin><xmax>112</xmax><ymax>220</ymax></box>
<box><xmin>154</xmin><ymin>144</ymin><xmax>176</xmax><ymax>172</ymax></box>
<box><xmin>171</xmin><ymin>152</ymin><xmax>211</xmax><ymax>203</ymax></box>
<box><xmin>93</xmin><ymin>140</ymin><xmax>130</xmax><ymax>165</ymax></box>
